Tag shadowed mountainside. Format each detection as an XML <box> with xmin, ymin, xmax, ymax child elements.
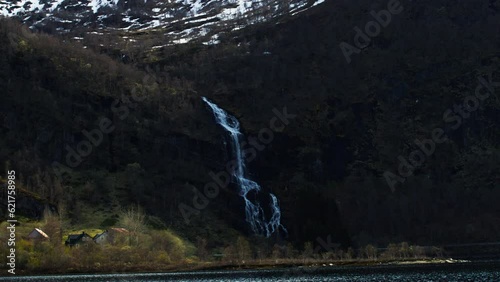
<box><xmin>1</xmin><ymin>0</ymin><xmax>499</xmax><ymax>252</ymax></box>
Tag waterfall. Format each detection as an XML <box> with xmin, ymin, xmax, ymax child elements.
<box><xmin>202</xmin><ymin>97</ymin><xmax>286</xmax><ymax>237</ymax></box>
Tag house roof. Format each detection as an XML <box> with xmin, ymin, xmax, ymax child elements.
<box><xmin>30</xmin><ymin>228</ymin><xmax>49</xmax><ymax>238</ymax></box>
<box><xmin>93</xmin><ymin>231</ymin><xmax>107</xmax><ymax>240</ymax></box>
<box><xmin>110</xmin><ymin>227</ymin><xmax>129</xmax><ymax>233</ymax></box>
<box><xmin>67</xmin><ymin>234</ymin><xmax>82</xmax><ymax>240</ymax></box>
<box><xmin>66</xmin><ymin>232</ymin><xmax>92</xmax><ymax>244</ymax></box>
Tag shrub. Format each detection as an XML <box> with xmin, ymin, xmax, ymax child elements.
<box><xmin>150</xmin><ymin>230</ymin><xmax>187</xmax><ymax>261</ymax></box>
<box><xmin>382</xmin><ymin>243</ymin><xmax>400</xmax><ymax>259</ymax></box>
<box><xmin>345</xmin><ymin>247</ymin><xmax>355</xmax><ymax>260</ymax></box>
<box><xmin>196</xmin><ymin>236</ymin><xmax>208</xmax><ymax>261</ymax></box>
<box><xmin>301</xmin><ymin>242</ymin><xmax>314</xmax><ymax>259</ymax></box>
<box><xmin>235</xmin><ymin>236</ymin><xmax>252</xmax><ymax>261</ymax></box>
<box><xmin>364</xmin><ymin>244</ymin><xmax>377</xmax><ymax>260</ymax></box>
<box><xmin>223</xmin><ymin>245</ymin><xmax>236</xmax><ymax>263</ymax></box>
<box><xmin>399</xmin><ymin>242</ymin><xmax>410</xmax><ymax>258</ymax></box>
<box><xmin>413</xmin><ymin>245</ymin><xmax>426</xmax><ymax>258</ymax></box>
<box><xmin>156</xmin><ymin>251</ymin><xmax>171</xmax><ymax>264</ymax></box>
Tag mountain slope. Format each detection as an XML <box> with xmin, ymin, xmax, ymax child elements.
<box><xmin>1</xmin><ymin>0</ymin><xmax>500</xmax><ymax>252</ymax></box>
<box><xmin>0</xmin><ymin>0</ymin><xmax>325</xmax><ymax>43</ymax></box>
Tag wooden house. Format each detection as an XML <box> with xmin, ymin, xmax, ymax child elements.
<box><xmin>65</xmin><ymin>232</ymin><xmax>93</xmax><ymax>247</ymax></box>
<box><xmin>93</xmin><ymin>228</ymin><xmax>129</xmax><ymax>245</ymax></box>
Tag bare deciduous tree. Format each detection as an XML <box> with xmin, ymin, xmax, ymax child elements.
<box><xmin>118</xmin><ymin>205</ymin><xmax>147</xmax><ymax>245</ymax></box>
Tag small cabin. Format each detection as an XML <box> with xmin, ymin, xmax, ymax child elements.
<box><xmin>27</xmin><ymin>228</ymin><xmax>49</xmax><ymax>240</ymax></box>
<box><xmin>93</xmin><ymin>231</ymin><xmax>108</xmax><ymax>244</ymax></box>
<box><xmin>65</xmin><ymin>232</ymin><xmax>93</xmax><ymax>247</ymax></box>
<box><xmin>94</xmin><ymin>228</ymin><xmax>129</xmax><ymax>245</ymax></box>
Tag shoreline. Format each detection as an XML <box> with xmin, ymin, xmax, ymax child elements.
<box><xmin>1</xmin><ymin>258</ymin><xmax>474</xmax><ymax>277</ymax></box>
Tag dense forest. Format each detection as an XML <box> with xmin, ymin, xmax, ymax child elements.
<box><xmin>1</xmin><ymin>0</ymin><xmax>499</xmax><ymax>266</ymax></box>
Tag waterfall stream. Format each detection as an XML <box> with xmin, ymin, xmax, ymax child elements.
<box><xmin>202</xmin><ymin>97</ymin><xmax>286</xmax><ymax>237</ymax></box>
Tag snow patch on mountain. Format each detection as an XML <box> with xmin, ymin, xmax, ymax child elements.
<box><xmin>0</xmin><ymin>0</ymin><xmax>327</xmax><ymax>44</ymax></box>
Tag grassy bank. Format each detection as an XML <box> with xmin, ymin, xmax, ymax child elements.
<box><xmin>0</xmin><ymin>208</ymin><xmax>451</xmax><ymax>276</ymax></box>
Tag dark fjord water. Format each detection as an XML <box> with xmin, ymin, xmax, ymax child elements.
<box><xmin>2</xmin><ymin>261</ymin><xmax>499</xmax><ymax>281</ymax></box>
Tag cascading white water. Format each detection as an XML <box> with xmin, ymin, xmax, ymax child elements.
<box><xmin>202</xmin><ymin>97</ymin><xmax>286</xmax><ymax>237</ymax></box>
